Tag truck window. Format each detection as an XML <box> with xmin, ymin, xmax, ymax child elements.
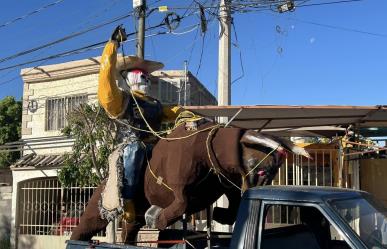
<box><xmin>330</xmin><ymin>196</ymin><xmax>387</xmax><ymax>249</ymax></box>
<box><xmin>260</xmin><ymin>204</ymin><xmax>351</xmax><ymax>249</ymax></box>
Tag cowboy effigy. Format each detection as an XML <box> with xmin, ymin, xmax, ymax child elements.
<box><xmin>70</xmin><ymin>26</ymin><xmax>312</xmax><ymax>244</ymax></box>
<box><xmin>70</xmin><ymin>26</ymin><xmax>183</xmax><ymax>242</ymax></box>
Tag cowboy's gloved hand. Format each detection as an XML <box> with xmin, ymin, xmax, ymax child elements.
<box><xmin>111</xmin><ymin>25</ymin><xmax>127</xmax><ymax>45</ymax></box>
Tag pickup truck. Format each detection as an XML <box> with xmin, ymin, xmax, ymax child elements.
<box><xmin>66</xmin><ymin>186</ymin><xmax>387</xmax><ymax>249</ymax></box>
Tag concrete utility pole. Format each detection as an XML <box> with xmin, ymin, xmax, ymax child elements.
<box><xmin>215</xmin><ymin>0</ymin><xmax>232</xmax><ymax>234</ymax></box>
<box><xmin>217</xmin><ymin>0</ymin><xmax>231</xmax><ymax>107</ymax></box>
<box><xmin>134</xmin><ymin>0</ymin><xmax>146</xmax><ymax>59</ymax></box>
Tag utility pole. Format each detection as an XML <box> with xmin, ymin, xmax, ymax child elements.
<box><xmin>217</xmin><ymin>0</ymin><xmax>231</xmax><ymax>126</ymax></box>
<box><xmin>217</xmin><ymin>0</ymin><xmax>231</xmax><ymax>108</ymax></box>
<box><xmin>184</xmin><ymin>60</ymin><xmax>188</xmax><ymax>106</ymax></box>
<box><xmin>215</xmin><ymin>0</ymin><xmax>232</xmax><ymax>236</ymax></box>
<box><xmin>134</xmin><ymin>0</ymin><xmax>146</xmax><ymax>59</ymax></box>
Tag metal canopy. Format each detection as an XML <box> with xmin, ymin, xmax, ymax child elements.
<box><xmin>186</xmin><ymin>105</ymin><xmax>387</xmax><ymax>136</ymax></box>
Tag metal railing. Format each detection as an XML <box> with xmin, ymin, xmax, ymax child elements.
<box><xmin>17</xmin><ymin>177</ymin><xmax>104</xmax><ymax>237</ymax></box>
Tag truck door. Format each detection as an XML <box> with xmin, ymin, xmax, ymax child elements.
<box><xmin>257</xmin><ymin>202</ymin><xmax>357</xmax><ymax>249</ymax></box>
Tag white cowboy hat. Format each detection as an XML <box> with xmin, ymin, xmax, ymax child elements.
<box><xmin>116</xmin><ymin>55</ymin><xmax>164</xmax><ymax>74</ymax></box>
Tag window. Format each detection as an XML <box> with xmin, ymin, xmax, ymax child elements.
<box><xmin>260</xmin><ymin>204</ymin><xmax>351</xmax><ymax>249</ymax></box>
<box><xmin>330</xmin><ymin>196</ymin><xmax>387</xmax><ymax>248</ymax></box>
<box><xmin>158</xmin><ymin>79</ymin><xmax>179</xmax><ymax>104</ymax></box>
<box><xmin>45</xmin><ymin>95</ymin><xmax>87</xmax><ymax>131</ymax></box>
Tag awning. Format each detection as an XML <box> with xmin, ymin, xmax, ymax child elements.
<box><xmin>11</xmin><ymin>154</ymin><xmax>84</xmax><ymax>170</ymax></box>
<box><xmin>186</xmin><ymin>105</ymin><xmax>387</xmax><ymax>136</ymax></box>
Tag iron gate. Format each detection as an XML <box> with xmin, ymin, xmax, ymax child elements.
<box><xmin>17</xmin><ymin>177</ymin><xmax>104</xmax><ymax>236</ymax></box>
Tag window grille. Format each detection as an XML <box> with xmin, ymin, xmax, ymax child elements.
<box><xmin>158</xmin><ymin>80</ymin><xmax>178</xmax><ymax>104</ymax></box>
<box><xmin>18</xmin><ymin>178</ymin><xmax>104</xmax><ymax>237</ymax></box>
<box><xmin>45</xmin><ymin>95</ymin><xmax>88</xmax><ymax>131</ymax></box>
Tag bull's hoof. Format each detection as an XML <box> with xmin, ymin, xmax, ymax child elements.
<box><xmin>145</xmin><ymin>205</ymin><xmax>162</xmax><ymax>229</ymax></box>
<box><xmin>213</xmin><ymin>207</ymin><xmax>236</xmax><ymax>225</ymax></box>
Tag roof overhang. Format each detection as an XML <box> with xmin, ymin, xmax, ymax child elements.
<box><xmin>186</xmin><ymin>105</ymin><xmax>387</xmax><ymax>137</ymax></box>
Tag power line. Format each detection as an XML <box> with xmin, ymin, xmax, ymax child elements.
<box><xmin>0</xmin><ymin>12</ymin><xmax>134</xmax><ymax>64</ymax></box>
<box><xmin>0</xmin><ymin>10</ymin><xmax>199</xmax><ymax>74</ymax></box>
<box><xmin>0</xmin><ymin>4</ymin><xmax>201</xmax><ymax>66</ymax></box>
<box><xmin>288</xmin><ymin>17</ymin><xmax>387</xmax><ymax>38</ymax></box>
<box><xmin>231</xmin><ymin>21</ymin><xmax>245</xmax><ymax>85</ymax></box>
<box><xmin>297</xmin><ymin>0</ymin><xmax>364</xmax><ymax>8</ymax></box>
<box><xmin>0</xmin><ymin>30</ymin><xmax>170</xmax><ymax>87</ymax></box>
<box><xmin>0</xmin><ymin>0</ymin><xmax>66</xmax><ymax>29</ymax></box>
<box><xmin>0</xmin><ymin>42</ymin><xmax>107</xmax><ymax>72</ymax></box>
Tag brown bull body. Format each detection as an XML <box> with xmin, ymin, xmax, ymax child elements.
<box><xmin>145</xmin><ymin>122</ymin><xmax>244</xmax><ymax>229</ymax></box>
<box><xmin>71</xmin><ymin>121</ymin><xmax>306</xmax><ymax>243</ymax></box>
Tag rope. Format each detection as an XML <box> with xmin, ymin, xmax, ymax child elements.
<box><xmin>173</xmin><ymin>110</ymin><xmax>203</xmax><ymax>129</ymax></box>
<box><xmin>244</xmin><ymin>146</ymin><xmax>279</xmax><ymax>178</ymax></box>
<box><xmin>129</xmin><ymin>89</ymin><xmax>219</xmax><ymax>141</ymax></box>
<box><xmin>205</xmin><ymin>125</ymin><xmax>242</xmax><ymax>191</ymax></box>
<box><xmin>144</xmin><ymin>145</ymin><xmax>174</xmax><ymax>192</ymax></box>
<box><xmin>205</xmin><ymin>125</ymin><xmax>222</xmax><ymax>174</ymax></box>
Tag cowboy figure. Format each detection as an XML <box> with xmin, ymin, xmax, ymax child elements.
<box><xmin>97</xmin><ymin>26</ymin><xmax>180</xmax><ymax>224</ymax></box>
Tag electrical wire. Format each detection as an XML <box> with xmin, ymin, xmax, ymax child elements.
<box><xmin>297</xmin><ymin>0</ymin><xmax>364</xmax><ymax>8</ymax></box>
<box><xmin>195</xmin><ymin>34</ymin><xmax>206</xmax><ymax>76</ymax></box>
<box><xmin>231</xmin><ymin>21</ymin><xmax>245</xmax><ymax>85</ymax></box>
<box><xmin>0</xmin><ymin>31</ymin><xmax>169</xmax><ymax>87</ymax></box>
<box><xmin>0</xmin><ymin>9</ymin><xmax>198</xmax><ymax>73</ymax></box>
<box><xmin>0</xmin><ymin>42</ymin><xmax>107</xmax><ymax>72</ymax></box>
<box><xmin>0</xmin><ymin>0</ymin><xmax>66</xmax><ymax>29</ymax></box>
<box><xmin>287</xmin><ymin>17</ymin><xmax>387</xmax><ymax>38</ymax></box>
<box><xmin>0</xmin><ymin>12</ymin><xmax>134</xmax><ymax>64</ymax></box>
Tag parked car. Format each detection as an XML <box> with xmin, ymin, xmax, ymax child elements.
<box><xmin>52</xmin><ymin>210</ymin><xmax>80</xmax><ymax>236</ymax></box>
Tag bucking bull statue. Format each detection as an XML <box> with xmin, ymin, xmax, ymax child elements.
<box><xmin>70</xmin><ymin>121</ymin><xmax>311</xmax><ymax>243</ymax></box>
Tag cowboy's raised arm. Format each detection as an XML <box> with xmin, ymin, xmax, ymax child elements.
<box><xmin>98</xmin><ymin>41</ymin><xmax>125</xmax><ymax>118</ymax></box>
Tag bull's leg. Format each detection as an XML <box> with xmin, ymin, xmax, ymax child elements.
<box><xmin>154</xmin><ymin>188</ymin><xmax>187</xmax><ymax>230</ymax></box>
<box><xmin>70</xmin><ymin>183</ymin><xmax>108</xmax><ymax>241</ymax></box>
<box><xmin>121</xmin><ymin>221</ymin><xmax>142</xmax><ymax>244</ymax></box>
<box><xmin>212</xmin><ymin>186</ymin><xmax>241</xmax><ymax>225</ymax></box>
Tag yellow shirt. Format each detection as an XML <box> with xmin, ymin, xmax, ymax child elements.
<box><xmin>97</xmin><ymin>41</ymin><xmax>183</xmax><ymax>121</ymax></box>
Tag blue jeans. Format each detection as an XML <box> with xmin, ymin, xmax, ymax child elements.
<box><xmin>122</xmin><ymin>141</ymin><xmax>146</xmax><ymax>199</ymax></box>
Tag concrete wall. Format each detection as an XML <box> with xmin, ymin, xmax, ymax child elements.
<box><xmin>360</xmin><ymin>159</ymin><xmax>387</xmax><ymax>206</ymax></box>
<box><xmin>0</xmin><ymin>186</ymin><xmax>12</xmax><ymax>247</ymax></box>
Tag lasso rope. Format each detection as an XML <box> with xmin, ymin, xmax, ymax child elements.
<box><xmin>205</xmin><ymin>125</ymin><xmax>242</xmax><ymax>191</ymax></box>
<box><xmin>129</xmin><ymin>89</ymin><xmax>220</xmax><ymax>141</ymax></box>
<box><xmin>244</xmin><ymin>146</ymin><xmax>278</xmax><ymax>178</ymax></box>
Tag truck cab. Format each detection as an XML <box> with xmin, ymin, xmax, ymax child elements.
<box><xmin>230</xmin><ymin>186</ymin><xmax>387</xmax><ymax>249</ymax></box>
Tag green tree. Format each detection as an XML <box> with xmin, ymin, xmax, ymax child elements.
<box><xmin>58</xmin><ymin>104</ymin><xmax>119</xmax><ymax>187</ymax></box>
<box><xmin>0</xmin><ymin>96</ymin><xmax>22</xmax><ymax>168</ymax></box>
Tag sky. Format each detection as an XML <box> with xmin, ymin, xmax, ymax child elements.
<box><xmin>0</xmin><ymin>0</ymin><xmax>386</xmax><ymax>106</ymax></box>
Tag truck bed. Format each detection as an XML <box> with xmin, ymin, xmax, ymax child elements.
<box><xmin>66</xmin><ymin>230</ymin><xmax>232</xmax><ymax>249</ymax></box>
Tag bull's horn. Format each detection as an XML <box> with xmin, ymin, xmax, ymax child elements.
<box><xmin>272</xmin><ymin>136</ymin><xmax>312</xmax><ymax>159</ymax></box>
<box><xmin>241</xmin><ymin>130</ymin><xmax>285</xmax><ymax>152</ymax></box>
<box><xmin>241</xmin><ymin>130</ymin><xmax>312</xmax><ymax>159</ymax></box>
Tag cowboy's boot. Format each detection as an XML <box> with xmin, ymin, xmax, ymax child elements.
<box><xmin>122</xmin><ymin>199</ymin><xmax>136</xmax><ymax>223</ymax></box>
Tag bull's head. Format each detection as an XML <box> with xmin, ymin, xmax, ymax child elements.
<box><xmin>240</xmin><ymin>130</ymin><xmax>312</xmax><ymax>189</ymax></box>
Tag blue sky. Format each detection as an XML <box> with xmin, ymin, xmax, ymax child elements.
<box><xmin>0</xmin><ymin>0</ymin><xmax>386</xmax><ymax>106</ymax></box>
